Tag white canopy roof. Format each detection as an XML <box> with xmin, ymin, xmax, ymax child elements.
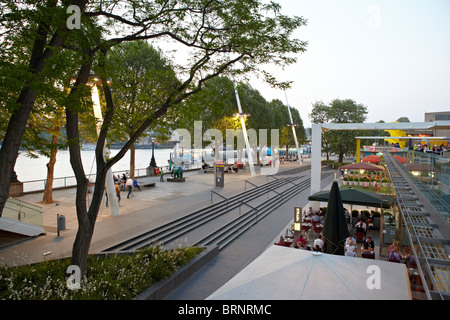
<box><xmin>208</xmin><ymin>245</ymin><xmax>411</xmax><ymax>300</ymax></box>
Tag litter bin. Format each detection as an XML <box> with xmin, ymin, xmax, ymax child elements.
<box><xmin>154</xmin><ymin>168</ymin><xmax>160</xmax><ymax>175</ymax></box>
<box><xmin>57</xmin><ymin>214</ymin><xmax>66</xmax><ymax>235</ymax></box>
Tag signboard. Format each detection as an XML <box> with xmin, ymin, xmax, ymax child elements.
<box><xmin>215</xmin><ymin>160</ymin><xmax>225</xmax><ymax>188</ymax></box>
<box><xmin>294</xmin><ymin>207</ymin><xmax>302</xmax><ymax>231</ymax></box>
<box><xmin>293</xmin><ymin>207</ymin><xmax>302</xmax><ymax>242</ymax></box>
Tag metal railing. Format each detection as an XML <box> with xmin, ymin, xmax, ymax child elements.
<box><xmin>20</xmin><ymin>162</ymin><xmax>203</xmax><ymax>193</ymax></box>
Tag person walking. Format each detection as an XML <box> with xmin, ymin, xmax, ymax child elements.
<box><xmin>126</xmin><ymin>177</ymin><xmax>133</xmax><ymax>198</ymax></box>
<box><xmin>115</xmin><ymin>181</ymin><xmax>121</xmax><ymax>203</ymax></box>
<box><xmin>133</xmin><ymin>178</ymin><xmax>141</xmax><ymax>191</ymax></box>
<box><xmin>160</xmin><ymin>168</ymin><xmax>165</xmax><ymax>182</ymax></box>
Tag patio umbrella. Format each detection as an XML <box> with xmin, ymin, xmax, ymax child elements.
<box><xmin>321</xmin><ymin>180</ymin><xmax>349</xmax><ymax>255</ymax></box>
<box><xmin>362</xmin><ymin>155</ymin><xmax>380</xmax><ymax>163</ymax></box>
<box><xmin>339</xmin><ymin>162</ymin><xmax>385</xmax><ymax>171</ymax></box>
<box><xmin>208</xmin><ymin>246</ymin><xmax>412</xmax><ymax>300</ymax></box>
<box><xmin>308</xmin><ymin>187</ymin><xmax>394</xmax><ymax>209</ymax></box>
<box><xmin>394</xmin><ymin>155</ymin><xmax>407</xmax><ymax>163</ymax></box>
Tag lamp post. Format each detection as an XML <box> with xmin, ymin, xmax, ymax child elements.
<box><xmin>284</xmin><ymin>90</ymin><xmax>302</xmax><ymax>164</ymax></box>
<box><xmin>150</xmin><ymin>137</ymin><xmax>157</xmax><ymax>168</ymax></box>
<box><xmin>233</xmin><ymin>81</ymin><xmax>255</xmax><ymax>176</ymax></box>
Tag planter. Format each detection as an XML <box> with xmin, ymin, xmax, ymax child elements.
<box><xmin>134</xmin><ymin>245</ymin><xmax>219</xmax><ymax>300</ymax></box>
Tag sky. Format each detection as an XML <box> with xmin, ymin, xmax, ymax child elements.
<box><xmin>250</xmin><ymin>0</ymin><xmax>450</xmax><ymax>128</ymax></box>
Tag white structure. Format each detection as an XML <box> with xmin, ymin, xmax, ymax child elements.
<box><xmin>311</xmin><ymin>121</ymin><xmax>450</xmax><ymax>194</ymax></box>
<box><xmin>208</xmin><ymin>245</ymin><xmax>411</xmax><ymax>300</ymax></box>
<box><xmin>91</xmin><ymin>84</ymin><xmax>120</xmax><ymax>216</ymax></box>
<box><xmin>233</xmin><ymin>81</ymin><xmax>256</xmax><ymax>176</ymax></box>
<box><xmin>284</xmin><ymin>91</ymin><xmax>301</xmax><ymax>164</ymax></box>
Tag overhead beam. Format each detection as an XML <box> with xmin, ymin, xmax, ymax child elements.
<box><xmin>310</xmin><ymin>121</ymin><xmax>450</xmax><ymax>194</ymax></box>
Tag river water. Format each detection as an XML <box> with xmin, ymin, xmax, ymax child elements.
<box><xmin>14</xmin><ymin>148</ymin><xmax>180</xmax><ymax>192</ymax></box>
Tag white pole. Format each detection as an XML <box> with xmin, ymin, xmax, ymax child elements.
<box><xmin>284</xmin><ymin>91</ymin><xmax>301</xmax><ymax>164</ymax></box>
<box><xmin>233</xmin><ymin>81</ymin><xmax>256</xmax><ymax>176</ymax></box>
<box><xmin>91</xmin><ymin>85</ymin><xmax>120</xmax><ymax>216</ymax></box>
<box><xmin>311</xmin><ymin>123</ymin><xmax>322</xmax><ymax>194</ymax></box>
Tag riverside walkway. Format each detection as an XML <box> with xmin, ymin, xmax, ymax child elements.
<box><xmin>0</xmin><ymin>159</ymin><xmax>340</xmax><ymax>300</ymax></box>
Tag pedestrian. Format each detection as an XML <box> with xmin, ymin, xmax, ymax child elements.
<box><xmin>133</xmin><ymin>178</ymin><xmax>141</xmax><ymax>191</ymax></box>
<box><xmin>121</xmin><ymin>174</ymin><xmax>127</xmax><ymax>191</ymax></box>
<box><xmin>126</xmin><ymin>177</ymin><xmax>133</xmax><ymax>198</ymax></box>
<box><xmin>160</xmin><ymin>168</ymin><xmax>164</xmax><ymax>182</ymax></box>
<box><xmin>115</xmin><ymin>182</ymin><xmax>121</xmax><ymax>203</ymax></box>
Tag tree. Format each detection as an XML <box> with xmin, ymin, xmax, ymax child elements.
<box><xmin>63</xmin><ymin>0</ymin><xmax>307</xmax><ymax>276</ymax></box>
<box><xmin>0</xmin><ymin>0</ymin><xmax>90</xmax><ymax>216</ymax></box>
<box><xmin>0</xmin><ymin>1</ymin><xmax>307</xmax><ymax>227</ymax></box>
<box><xmin>105</xmin><ymin>41</ymin><xmax>179</xmax><ymax>178</ymax></box>
<box><xmin>396</xmin><ymin>116</ymin><xmax>410</xmax><ymax>123</ymax></box>
<box><xmin>310</xmin><ymin>99</ymin><xmax>368</xmax><ymax>162</ymax></box>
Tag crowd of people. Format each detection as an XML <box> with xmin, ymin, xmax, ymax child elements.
<box><xmin>275</xmin><ymin>205</ymin><xmax>418</xmax><ymax>265</ymax></box>
<box><xmin>415</xmin><ymin>143</ymin><xmax>448</xmax><ymax>155</ymax></box>
<box><xmin>105</xmin><ymin>174</ymin><xmax>142</xmax><ymax>205</ymax></box>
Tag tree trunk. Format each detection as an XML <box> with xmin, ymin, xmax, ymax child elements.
<box><xmin>130</xmin><ymin>143</ymin><xmax>135</xmax><ymax>179</ymax></box>
<box><xmin>66</xmin><ymin>60</ymin><xmax>95</xmax><ymax>276</ymax></box>
<box><xmin>0</xmin><ymin>0</ymin><xmax>83</xmax><ymax>217</ymax></box>
<box><xmin>0</xmin><ymin>88</ymin><xmax>37</xmax><ymax>216</ymax></box>
<box><xmin>71</xmin><ymin>168</ymin><xmax>107</xmax><ymax>276</ymax></box>
<box><xmin>42</xmin><ymin>133</ymin><xmax>59</xmax><ymax>203</ymax></box>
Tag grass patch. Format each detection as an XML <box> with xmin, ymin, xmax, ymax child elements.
<box><xmin>0</xmin><ymin>245</ymin><xmax>204</xmax><ymax>300</ymax></box>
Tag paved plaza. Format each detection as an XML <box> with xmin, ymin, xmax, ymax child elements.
<box><xmin>0</xmin><ymin>159</ymin><xmax>383</xmax><ymax>300</ymax></box>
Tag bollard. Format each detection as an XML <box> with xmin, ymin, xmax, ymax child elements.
<box><xmin>57</xmin><ymin>214</ymin><xmax>66</xmax><ymax>236</ymax></box>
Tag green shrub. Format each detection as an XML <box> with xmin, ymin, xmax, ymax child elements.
<box><xmin>0</xmin><ymin>245</ymin><xmax>203</xmax><ymax>300</ymax></box>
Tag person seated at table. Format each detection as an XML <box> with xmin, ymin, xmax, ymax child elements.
<box><xmin>311</xmin><ymin>213</ymin><xmax>321</xmax><ymax>225</ymax></box>
<box><xmin>355</xmin><ymin>219</ymin><xmax>367</xmax><ymax>234</ymax></box>
<box><xmin>404</xmin><ymin>247</ymin><xmax>417</xmax><ymax>268</ymax></box>
<box><xmin>344</xmin><ymin>208</ymin><xmax>350</xmax><ymax>224</ymax></box>
<box><xmin>368</xmin><ymin>210</ymin><xmax>375</xmax><ymax>223</ymax></box>
<box><xmin>361</xmin><ymin>242</ymin><xmax>374</xmax><ymax>258</ymax></box>
<box><xmin>344</xmin><ymin>239</ymin><xmax>357</xmax><ymax>257</ymax></box>
<box><xmin>365</xmin><ymin>237</ymin><xmax>375</xmax><ymax>250</ymax></box>
<box><xmin>313</xmin><ymin>234</ymin><xmax>324</xmax><ymax>252</ymax></box>
<box><xmin>388</xmin><ymin>240</ymin><xmax>400</xmax><ymax>255</ymax></box>
<box><xmin>388</xmin><ymin>246</ymin><xmax>403</xmax><ymax>263</ymax></box>
<box><xmin>295</xmin><ymin>234</ymin><xmax>308</xmax><ymax>249</ymax></box>
<box><xmin>345</xmin><ymin>235</ymin><xmax>356</xmax><ymax>247</ymax></box>
<box><xmin>303</xmin><ymin>207</ymin><xmax>313</xmax><ymax>220</ymax></box>
<box><xmin>317</xmin><ymin>208</ymin><xmax>324</xmax><ymax>216</ymax></box>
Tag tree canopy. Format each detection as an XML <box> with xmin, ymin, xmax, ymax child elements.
<box><xmin>0</xmin><ymin>0</ymin><xmax>309</xmax><ymax>275</ymax></box>
<box><xmin>310</xmin><ymin>98</ymin><xmax>368</xmax><ymax>162</ymax></box>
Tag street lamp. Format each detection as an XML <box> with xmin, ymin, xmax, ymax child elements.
<box><xmin>232</xmin><ymin>81</ymin><xmax>255</xmax><ymax>176</ymax></box>
<box><xmin>284</xmin><ymin>90</ymin><xmax>301</xmax><ymax>164</ymax></box>
<box><xmin>150</xmin><ymin>137</ymin><xmax>157</xmax><ymax>168</ymax></box>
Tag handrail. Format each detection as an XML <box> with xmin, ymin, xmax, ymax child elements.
<box><xmin>237</xmin><ymin>200</ymin><xmax>259</xmax><ymax>225</ymax></box>
<box><xmin>210</xmin><ymin>190</ymin><xmax>229</xmax><ymax>213</ymax></box>
<box><xmin>244</xmin><ymin>180</ymin><xmax>258</xmax><ymax>191</ymax></box>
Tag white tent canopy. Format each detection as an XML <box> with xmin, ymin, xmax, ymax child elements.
<box><xmin>207</xmin><ymin>245</ymin><xmax>411</xmax><ymax>300</ymax></box>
